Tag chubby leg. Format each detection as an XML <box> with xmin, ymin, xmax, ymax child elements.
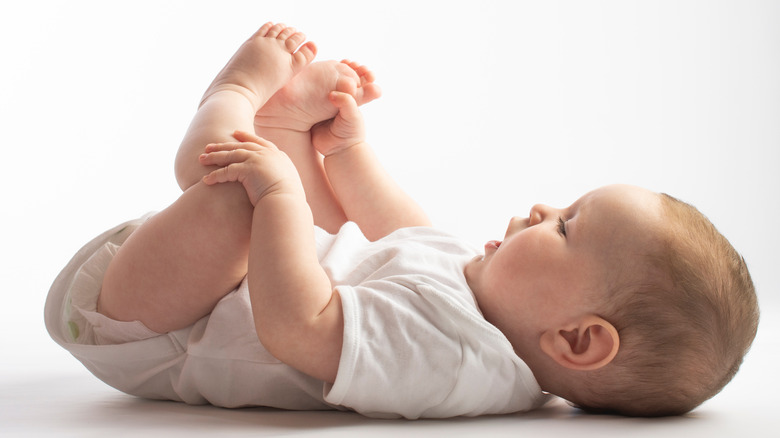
<box><xmin>249</xmin><ymin>127</ymin><xmax>347</xmax><ymax>233</ymax></box>
<box><xmin>100</xmin><ymin>183</ymin><xmax>252</xmax><ymax>333</ymax></box>
<box><xmin>254</xmin><ymin>60</ymin><xmax>381</xmax><ymax>232</ymax></box>
<box><xmin>175</xmin><ymin>23</ymin><xmax>317</xmax><ymax>190</ymax></box>
<box><xmin>99</xmin><ymin>23</ymin><xmax>316</xmax><ymax>333</ymax></box>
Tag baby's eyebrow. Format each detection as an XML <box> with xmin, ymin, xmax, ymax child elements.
<box><xmin>565</xmin><ymin>208</ymin><xmax>585</xmax><ymax>243</ymax></box>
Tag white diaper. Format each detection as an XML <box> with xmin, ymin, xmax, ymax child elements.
<box><xmin>44</xmin><ymin>214</ymin><xmax>331</xmax><ymax>409</ymax></box>
<box><xmin>64</xmin><ymin>240</ymin><xmax>160</xmax><ymax>345</ymax></box>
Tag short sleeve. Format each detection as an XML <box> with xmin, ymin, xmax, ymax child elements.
<box><xmin>324</xmin><ymin>281</ymin><xmax>463</xmax><ymax>419</ymax></box>
<box><xmin>316</xmin><ymin>222</ymin><xmax>547</xmax><ymax>418</ymax></box>
<box><xmin>323</xmin><ymin>281</ymin><xmax>546</xmax><ymax>419</ymax></box>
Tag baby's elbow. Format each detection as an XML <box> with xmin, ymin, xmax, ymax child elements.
<box><xmin>253</xmin><ymin>308</ymin><xmax>343</xmax><ymax>384</ymax></box>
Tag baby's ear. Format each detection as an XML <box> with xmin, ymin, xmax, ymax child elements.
<box><xmin>539</xmin><ymin>315</ymin><xmax>619</xmax><ymax>371</ymax></box>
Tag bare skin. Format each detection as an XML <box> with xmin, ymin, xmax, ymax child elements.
<box><xmin>99</xmin><ymin>22</ymin><xmax>428</xmax><ymax>382</ymax></box>
<box><xmin>312</xmin><ymin>89</ymin><xmax>432</xmax><ymax>240</ymax></box>
<box><xmin>99</xmin><ymin>23</ymin><xmax>318</xmax><ymax>334</ymax></box>
<box><xmin>253</xmin><ymin>60</ymin><xmax>382</xmax><ymax>232</ymax></box>
<box><xmin>174</xmin><ymin>23</ymin><xmax>317</xmax><ymax>190</ymax></box>
<box><xmin>99</xmin><ymin>24</ymin><xmax>388</xmax><ymax>336</ymax></box>
<box><xmin>195</xmin><ymin>86</ymin><xmax>432</xmax><ymax>380</ymax></box>
<box><xmin>255</xmin><ymin>59</ymin><xmax>381</xmax><ymax>132</ymax></box>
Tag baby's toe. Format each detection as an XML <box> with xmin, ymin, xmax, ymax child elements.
<box><xmin>277</xmin><ymin>26</ymin><xmax>297</xmax><ymax>41</ymax></box>
<box><xmin>253</xmin><ymin>22</ymin><xmax>275</xmax><ymax>38</ymax></box>
<box><xmin>285</xmin><ymin>32</ymin><xmax>306</xmax><ymax>53</ymax></box>
<box><xmin>341</xmin><ymin>60</ymin><xmax>376</xmax><ymax>84</ymax></box>
<box><xmin>265</xmin><ymin>23</ymin><xmax>286</xmax><ymax>38</ymax></box>
<box><xmin>291</xmin><ymin>41</ymin><xmax>317</xmax><ymax>69</ymax></box>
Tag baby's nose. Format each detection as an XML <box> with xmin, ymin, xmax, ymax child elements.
<box><xmin>529</xmin><ymin>203</ymin><xmax>562</xmax><ymax>226</ymax></box>
<box><xmin>529</xmin><ymin>204</ymin><xmax>547</xmax><ymax>225</ymax></box>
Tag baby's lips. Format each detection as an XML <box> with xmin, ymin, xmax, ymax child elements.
<box><xmin>484</xmin><ymin>240</ymin><xmax>502</xmax><ymax>253</ymax></box>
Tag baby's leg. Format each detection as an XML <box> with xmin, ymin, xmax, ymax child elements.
<box><xmin>99</xmin><ymin>23</ymin><xmax>316</xmax><ymax>334</ymax></box>
<box><xmin>254</xmin><ymin>60</ymin><xmax>381</xmax><ymax>233</ymax></box>
<box><xmin>174</xmin><ymin>23</ymin><xmax>316</xmax><ymax>190</ymax></box>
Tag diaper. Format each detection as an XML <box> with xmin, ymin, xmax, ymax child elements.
<box><xmin>65</xmin><ymin>241</ymin><xmax>161</xmax><ymax>345</ymax></box>
<box><xmin>44</xmin><ymin>214</ymin><xmax>332</xmax><ymax>409</ymax></box>
<box><xmin>45</xmin><ymin>214</ymin><xmax>161</xmax><ymax>348</ymax></box>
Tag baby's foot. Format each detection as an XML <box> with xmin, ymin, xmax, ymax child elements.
<box><xmin>254</xmin><ymin>59</ymin><xmax>381</xmax><ymax>132</ymax></box>
<box><xmin>201</xmin><ymin>22</ymin><xmax>317</xmax><ymax>111</ymax></box>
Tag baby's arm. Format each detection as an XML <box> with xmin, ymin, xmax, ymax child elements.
<box><xmin>313</xmin><ymin>91</ymin><xmax>431</xmax><ymax>241</ymax></box>
<box><xmin>200</xmin><ymin>133</ymin><xmax>342</xmax><ymax>383</ymax></box>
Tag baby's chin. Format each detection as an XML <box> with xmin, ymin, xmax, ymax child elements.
<box><xmin>464</xmin><ymin>253</ymin><xmax>483</xmax><ymax>271</ymax></box>
<box><xmin>467</xmin><ymin>253</ymin><xmax>484</xmax><ymax>265</ymax></box>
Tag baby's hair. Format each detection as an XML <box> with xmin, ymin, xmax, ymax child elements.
<box><xmin>576</xmin><ymin>193</ymin><xmax>759</xmax><ymax>416</ymax></box>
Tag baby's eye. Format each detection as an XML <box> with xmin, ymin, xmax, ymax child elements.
<box><xmin>557</xmin><ymin>216</ymin><xmax>567</xmax><ymax>237</ymax></box>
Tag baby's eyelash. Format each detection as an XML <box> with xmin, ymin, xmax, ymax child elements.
<box><xmin>557</xmin><ymin>216</ymin><xmax>567</xmax><ymax>237</ymax></box>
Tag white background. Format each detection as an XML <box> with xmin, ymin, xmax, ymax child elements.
<box><xmin>1</xmin><ymin>1</ymin><xmax>778</xmax><ymax>436</ymax></box>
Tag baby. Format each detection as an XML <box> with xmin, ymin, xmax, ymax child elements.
<box><xmin>45</xmin><ymin>23</ymin><xmax>759</xmax><ymax>418</ymax></box>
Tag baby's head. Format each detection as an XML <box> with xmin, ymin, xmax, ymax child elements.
<box><xmin>465</xmin><ymin>184</ymin><xmax>759</xmax><ymax>416</ymax></box>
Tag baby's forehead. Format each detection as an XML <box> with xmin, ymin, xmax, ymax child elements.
<box><xmin>575</xmin><ymin>186</ymin><xmax>666</xmax><ymax>249</ymax></box>
<box><xmin>578</xmin><ymin>185</ymin><xmax>662</xmax><ymax>216</ymax></box>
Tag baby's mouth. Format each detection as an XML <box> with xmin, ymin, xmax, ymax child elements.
<box><xmin>484</xmin><ymin>240</ymin><xmax>502</xmax><ymax>253</ymax></box>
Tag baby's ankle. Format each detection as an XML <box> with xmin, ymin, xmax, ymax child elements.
<box><xmin>201</xmin><ymin>85</ymin><xmax>264</xmax><ymax>112</ymax></box>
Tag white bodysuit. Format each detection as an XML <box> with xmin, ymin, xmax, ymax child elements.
<box><xmin>45</xmin><ymin>216</ymin><xmax>549</xmax><ymax>419</ymax></box>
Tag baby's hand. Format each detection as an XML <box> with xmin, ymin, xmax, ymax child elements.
<box><xmin>199</xmin><ymin>131</ymin><xmax>302</xmax><ymax>206</ymax></box>
<box><xmin>311</xmin><ymin>89</ymin><xmax>366</xmax><ymax>156</ymax></box>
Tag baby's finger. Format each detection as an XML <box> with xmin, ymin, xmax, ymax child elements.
<box><xmin>334</xmin><ymin>76</ymin><xmax>358</xmax><ymax>98</ymax></box>
<box><xmin>203</xmin><ymin>141</ymin><xmax>262</xmax><ymax>153</ymax></box>
<box><xmin>199</xmin><ymin>148</ymin><xmax>253</xmax><ymax>167</ymax></box>
<box><xmin>329</xmin><ymin>91</ymin><xmax>362</xmax><ymax>120</ymax></box>
<box><xmin>232</xmin><ymin>131</ymin><xmax>278</xmax><ymax>149</ymax></box>
<box><xmin>202</xmin><ymin>162</ymin><xmax>247</xmax><ymax>186</ymax></box>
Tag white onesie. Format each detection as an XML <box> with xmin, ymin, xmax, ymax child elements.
<box><xmin>45</xmin><ymin>216</ymin><xmax>549</xmax><ymax>419</ymax></box>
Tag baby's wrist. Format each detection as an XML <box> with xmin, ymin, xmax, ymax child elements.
<box><xmin>322</xmin><ymin>140</ymin><xmax>368</xmax><ymax>158</ymax></box>
<box><xmin>255</xmin><ymin>181</ymin><xmax>306</xmax><ymax>207</ymax></box>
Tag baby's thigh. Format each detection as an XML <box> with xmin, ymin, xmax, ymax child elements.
<box><xmin>98</xmin><ymin>182</ymin><xmax>253</xmax><ymax>333</ymax></box>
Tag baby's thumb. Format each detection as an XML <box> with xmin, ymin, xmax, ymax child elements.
<box><xmin>328</xmin><ymin>91</ymin><xmax>361</xmax><ymax>121</ymax></box>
